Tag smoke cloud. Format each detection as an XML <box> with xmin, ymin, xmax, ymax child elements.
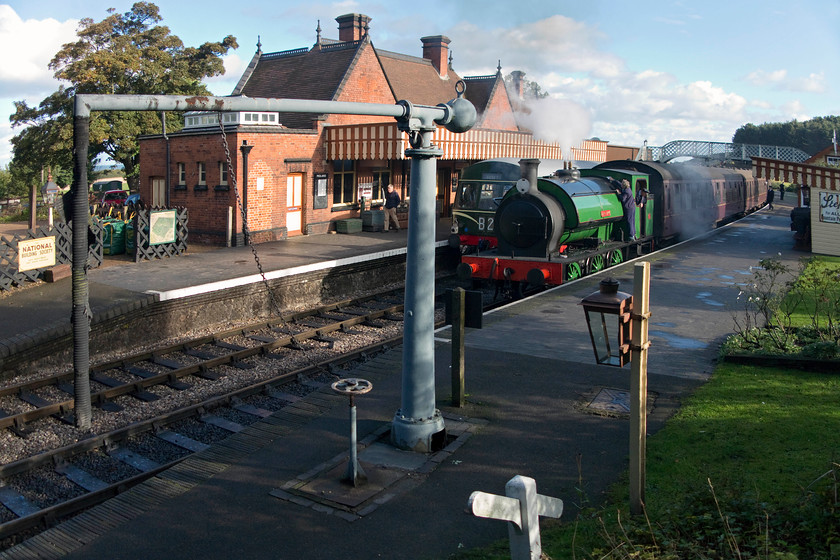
<box><xmin>514</xmin><ymin>96</ymin><xmax>592</xmax><ymax>163</ymax></box>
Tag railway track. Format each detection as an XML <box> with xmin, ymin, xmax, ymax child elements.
<box><xmin>0</xmin><ymin>290</ymin><xmax>418</xmax><ymax>548</ymax></box>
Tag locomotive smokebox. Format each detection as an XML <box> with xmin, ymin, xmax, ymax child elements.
<box><xmin>517</xmin><ymin>159</ymin><xmax>541</xmax><ymax>194</ymax></box>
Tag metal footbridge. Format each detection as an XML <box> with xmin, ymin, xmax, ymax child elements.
<box><xmin>648</xmin><ymin>140</ymin><xmax>809</xmax><ymax>163</ymax></box>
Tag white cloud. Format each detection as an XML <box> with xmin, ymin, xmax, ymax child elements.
<box><xmin>205</xmin><ymin>52</ymin><xmax>249</xmax><ymax>96</ymax></box>
<box><xmin>449</xmin><ymin>15</ymin><xmax>625</xmax><ymax>79</ymax></box>
<box><xmin>746</xmin><ymin>69</ymin><xmax>826</xmax><ymax>94</ymax></box>
<box><xmin>746</xmin><ymin>69</ymin><xmax>787</xmax><ymax>86</ymax></box>
<box><xmin>0</xmin><ymin>5</ymin><xmax>78</xmax><ymax>97</ymax></box>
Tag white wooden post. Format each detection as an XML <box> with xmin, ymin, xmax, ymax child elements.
<box><xmin>468</xmin><ymin>475</ymin><xmax>564</xmax><ymax>560</ymax></box>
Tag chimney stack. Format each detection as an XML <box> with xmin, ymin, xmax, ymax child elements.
<box><xmin>510</xmin><ymin>70</ymin><xmax>525</xmax><ymax>99</ymax></box>
<box><xmin>421</xmin><ymin>35</ymin><xmax>451</xmax><ymax>78</ymax></box>
<box><xmin>336</xmin><ymin>13</ymin><xmax>371</xmax><ymax>42</ymax></box>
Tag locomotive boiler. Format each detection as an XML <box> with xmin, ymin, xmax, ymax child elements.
<box><xmin>457</xmin><ymin>158</ymin><xmax>765</xmax><ymax>291</ymax></box>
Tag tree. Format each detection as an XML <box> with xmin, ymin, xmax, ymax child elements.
<box><xmin>10</xmin><ymin>2</ymin><xmax>237</xmax><ymax>189</ymax></box>
<box><xmin>0</xmin><ymin>166</ymin><xmax>14</xmax><ymax>200</ymax></box>
<box><xmin>504</xmin><ymin>72</ymin><xmax>550</xmax><ymax>101</ymax></box>
<box><xmin>732</xmin><ymin>116</ymin><xmax>840</xmax><ymax>156</ymax></box>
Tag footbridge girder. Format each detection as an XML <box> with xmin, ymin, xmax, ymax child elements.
<box><xmin>649</xmin><ymin>140</ymin><xmax>809</xmax><ymax>163</ymax></box>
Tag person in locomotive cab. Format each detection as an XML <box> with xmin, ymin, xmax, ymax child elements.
<box><xmin>615</xmin><ymin>178</ymin><xmax>637</xmax><ymax>241</ymax></box>
<box><xmin>383</xmin><ymin>184</ymin><xmax>402</xmax><ymax>232</ymax></box>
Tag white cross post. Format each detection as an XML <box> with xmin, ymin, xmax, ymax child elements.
<box><xmin>468</xmin><ymin>475</ymin><xmax>564</xmax><ymax>560</ymax></box>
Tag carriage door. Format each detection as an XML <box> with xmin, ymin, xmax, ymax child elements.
<box><xmin>637</xmin><ymin>179</ymin><xmax>649</xmax><ymax>236</ymax></box>
<box><xmin>286</xmin><ymin>173</ymin><xmax>303</xmax><ymax>235</ymax></box>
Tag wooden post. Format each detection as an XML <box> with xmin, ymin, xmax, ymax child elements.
<box><xmin>28</xmin><ymin>183</ymin><xmax>37</xmax><ymax>230</ymax></box>
<box><xmin>451</xmin><ymin>287</ymin><xmax>465</xmax><ymax>407</ymax></box>
<box><xmin>629</xmin><ymin>262</ymin><xmax>651</xmax><ymax>515</ymax></box>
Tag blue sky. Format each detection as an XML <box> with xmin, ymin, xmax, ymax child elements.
<box><xmin>1</xmin><ymin>0</ymin><xmax>837</xmax><ymax>167</ymax></box>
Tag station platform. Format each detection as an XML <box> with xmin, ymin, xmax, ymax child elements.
<box><xmin>0</xmin><ymin>221</ymin><xmax>451</xmax><ymax>374</ymax></box>
<box><xmin>0</xmin><ymin>200</ymin><xmax>804</xmax><ymax>559</ymax></box>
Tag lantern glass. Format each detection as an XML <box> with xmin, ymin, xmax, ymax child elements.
<box><xmin>580</xmin><ymin>278</ymin><xmax>632</xmax><ymax>368</ymax></box>
<box><xmin>586</xmin><ymin>309</ymin><xmax>621</xmax><ymax>365</ymax></box>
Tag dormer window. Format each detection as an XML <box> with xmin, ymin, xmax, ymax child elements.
<box><xmin>183</xmin><ymin>111</ymin><xmax>280</xmax><ymax>129</ymax></box>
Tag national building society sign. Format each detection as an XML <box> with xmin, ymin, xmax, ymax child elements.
<box><xmin>18</xmin><ymin>236</ymin><xmax>56</xmax><ymax>272</ymax></box>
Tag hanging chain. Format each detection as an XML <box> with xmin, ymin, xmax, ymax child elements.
<box><xmin>217</xmin><ymin>113</ymin><xmax>285</xmax><ymax>319</ymax></box>
<box><xmin>217</xmin><ymin>112</ymin><xmax>333</xmax><ymax>376</ymax></box>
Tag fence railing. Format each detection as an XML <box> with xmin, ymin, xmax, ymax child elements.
<box><xmin>0</xmin><ymin>221</ymin><xmax>104</xmax><ymax>292</ymax></box>
<box><xmin>0</xmin><ymin>206</ymin><xmax>188</xmax><ymax>291</ymax></box>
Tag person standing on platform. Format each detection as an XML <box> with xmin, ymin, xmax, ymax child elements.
<box><xmin>779</xmin><ymin>183</ymin><xmax>785</xmax><ymax>200</ymax></box>
<box><xmin>383</xmin><ymin>184</ymin><xmax>401</xmax><ymax>232</ymax></box>
<box><xmin>766</xmin><ymin>184</ymin><xmax>775</xmax><ymax>210</ymax></box>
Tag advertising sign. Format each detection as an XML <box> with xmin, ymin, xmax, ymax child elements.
<box><xmin>149</xmin><ymin>210</ymin><xmax>177</xmax><ymax>245</ymax></box>
<box><xmin>18</xmin><ymin>236</ymin><xmax>56</xmax><ymax>272</ymax></box>
<box><xmin>819</xmin><ymin>191</ymin><xmax>840</xmax><ymax>224</ymax></box>
<box><xmin>358</xmin><ymin>182</ymin><xmax>373</xmax><ymax>201</ymax></box>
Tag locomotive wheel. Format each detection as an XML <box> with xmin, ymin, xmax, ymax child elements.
<box><xmin>588</xmin><ymin>254</ymin><xmax>606</xmax><ymax>274</ymax></box>
<box><xmin>607</xmin><ymin>249</ymin><xmax>625</xmax><ymax>267</ymax></box>
<box><xmin>565</xmin><ymin>261</ymin><xmax>584</xmax><ymax>281</ymax></box>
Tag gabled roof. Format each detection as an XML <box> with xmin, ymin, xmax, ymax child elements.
<box><xmin>376</xmin><ymin>49</ymin><xmax>463</xmax><ymax>106</ymax></box>
<box><xmin>805</xmin><ymin>145</ymin><xmax>839</xmax><ymax>164</ymax></box>
<box><xmin>231</xmin><ymin>29</ymin><xmax>517</xmax><ymax>131</ymax></box>
<box><xmin>233</xmin><ymin>41</ymin><xmax>366</xmax><ymax>129</ymax></box>
<box><xmin>460</xmin><ymin>73</ymin><xmax>502</xmax><ymax>125</ymax></box>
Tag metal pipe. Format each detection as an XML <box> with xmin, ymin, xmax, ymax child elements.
<box><xmin>391</xmin><ymin>129</ymin><xmax>445</xmax><ymax>452</ymax></box>
<box><xmin>71</xmin><ymin>91</ymin><xmax>475</xmax><ymax>440</ymax></box>
<box><xmin>74</xmin><ymin>94</ymin><xmax>413</xmax><ymax>121</ymax></box>
<box><xmin>162</xmin><ymin>112</ymin><xmax>170</xmax><ymax>208</ymax></box>
<box><xmin>239</xmin><ymin>141</ymin><xmax>253</xmax><ymax>246</ymax></box>
<box><xmin>72</xmin><ymin>114</ymin><xmax>92</xmax><ymax>430</ymax></box>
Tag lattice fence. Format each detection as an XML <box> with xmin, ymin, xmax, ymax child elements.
<box><xmin>133</xmin><ymin>207</ymin><xmax>189</xmax><ymax>262</ymax></box>
<box><xmin>0</xmin><ymin>221</ymin><xmax>104</xmax><ymax>292</ymax></box>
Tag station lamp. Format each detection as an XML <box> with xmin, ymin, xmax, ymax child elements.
<box><xmin>579</xmin><ymin>278</ymin><xmax>633</xmax><ymax>367</ymax></box>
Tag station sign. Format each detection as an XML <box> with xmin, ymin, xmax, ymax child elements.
<box><xmin>18</xmin><ymin>236</ymin><xmax>56</xmax><ymax>272</ymax></box>
<box><xmin>819</xmin><ymin>191</ymin><xmax>840</xmax><ymax>224</ymax></box>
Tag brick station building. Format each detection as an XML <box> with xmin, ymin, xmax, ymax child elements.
<box><xmin>139</xmin><ymin>13</ymin><xmax>606</xmax><ymax>245</ymax></box>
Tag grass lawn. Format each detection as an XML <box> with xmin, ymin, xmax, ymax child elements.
<box><xmin>449</xmin><ymin>362</ymin><xmax>840</xmax><ymax>559</ymax></box>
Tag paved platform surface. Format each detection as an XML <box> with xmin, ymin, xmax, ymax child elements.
<box><xmin>0</xmin><ymin>200</ymin><xmax>804</xmax><ymax>559</ymax></box>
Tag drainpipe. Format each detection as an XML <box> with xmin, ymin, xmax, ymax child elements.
<box><xmin>162</xmin><ymin>112</ymin><xmax>170</xmax><ymax>207</ymax></box>
<box><xmin>239</xmin><ymin>140</ymin><xmax>253</xmax><ymax>246</ymax></box>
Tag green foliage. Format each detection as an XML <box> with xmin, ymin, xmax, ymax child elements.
<box><xmin>9</xmin><ymin>2</ymin><xmax>237</xmax><ymax>188</ymax></box>
<box><xmin>447</xmin><ymin>358</ymin><xmax>840</xmax><ymax>560</ymax></box>
<box><xmin>0</xmin><ymin>166</ymin><xmax>13</xmax><ymax>199</ymax></box>
<box><xmin>504</xmin><ymin>72</ymin><xmax>550</xmax><ymax>100</ymax></box>
<box><xmin>547</xmin><ymin>364</ymin><xmax>839</xmax><ymax>560</ymax></box>
<box><xmin>732</xmin><ymin>116</ymin><xmax>840</xmax><ymax>156</ymax></box>
<box><xmin>725</xmin><ymin>256</ymin><xmax>840</xmax><ymax>356</ymax></box>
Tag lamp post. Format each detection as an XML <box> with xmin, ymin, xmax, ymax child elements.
<box><xmin>580</xmin><ymin>263</ymin><xmax>651</xmax><ymax>515</ymax></box>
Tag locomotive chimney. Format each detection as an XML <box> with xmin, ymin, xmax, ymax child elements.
<box><xmin>421</xmin><ymin>35</ymin><xmax>451</xmax><ymax>78</ymax></box>
<box><xmin>336</xmin><ymin>13</ymin><xmax>371</xmax><ymax>42</ymax></box>
<box><xmin>518</xmin><ymin>158</ymin><xmax>540</xmax><ymax>194</ymax></box>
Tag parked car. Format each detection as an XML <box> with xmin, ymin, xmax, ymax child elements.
<box><xmin>101</xmin><ymin>190</ymin><xmax>129</xmax><ymax>207</ymax></box>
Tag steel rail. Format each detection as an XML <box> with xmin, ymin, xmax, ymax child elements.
<box><xmin>0</xmin><ymin>303</ymin><xmax>405</xmax><ymax>432</ymax></box>
<box><xmin>0</xmin><ymin>333</ymin><xmax>407</xmax><ymax>541</ymax></box>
